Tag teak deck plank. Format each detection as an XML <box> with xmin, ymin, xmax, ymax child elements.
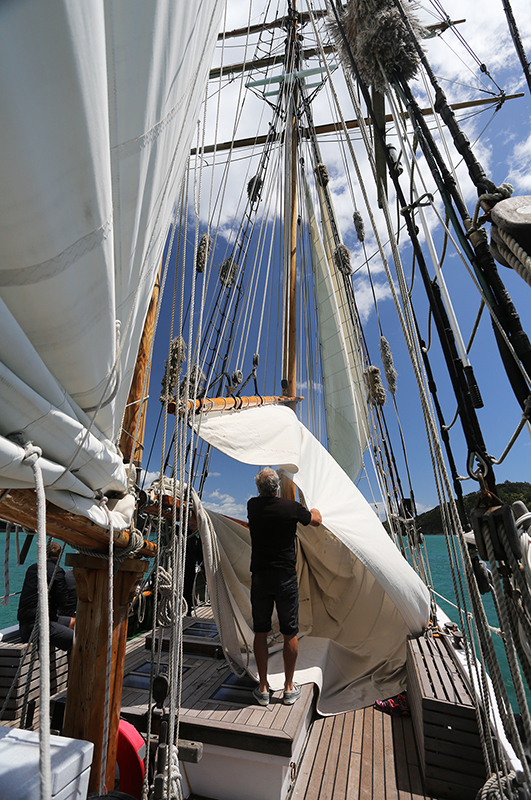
<box><xmin>382</xmin><ymin>713</ymin><xmax>399</xmax><ymax>800</ymax></box>
<box><xmin>427</xmin><ymin>638</ymin><xmax>470</xmax><ymax>707</ymax></box>
<box><xmin>291</xmin><ymin>715</ymin><xmax>325</xmax><ymax>799</ymax></box>
<box><xmin>319</xmin><ymin>714</ymin><xmax>344</xmax><ymax>800</ymax></box>
<box><xmin>302</xmin><ymin>715</ymin><xmax>334</xmax><ymax>800</ymax></box>
<box><xmin>289</xmin><ymin>706</ymin><xmax>445</xmax><ymax>800</ymax></box>
<box><xmin>372</xmin><ymin>707</ymin><xmax>386</xmax><ymax>799</ymax></box>
<box><xmin>360</xmin><ymin>706</ymin><xmax>374</xmax><ymax>799</ymax></box>
<box><xmin>334</xmin><ymin>711</ymin><xmax>354</xmax><ymax>799</ymax></box>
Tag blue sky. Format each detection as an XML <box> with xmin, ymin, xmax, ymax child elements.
<box><xmin>141</xmin><ymin>0</ymin><xmax>531</xmax><ymax>522</ymax></box>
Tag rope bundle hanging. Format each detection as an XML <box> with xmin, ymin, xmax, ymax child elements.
<box><xmin>219</xmin><ymin>254</ymin><xmax>237</xmax><ymax>287</ymax></box>
<box><xmin>160</xmin><ymin>336</ymin><xmax>186</xmax><ymax>403</ymax></box>
<box><xmin>328</xmin><ymin>0</ymin><xmax>423</xmax><ymax>93</ymax></box>
<box><xmin>365</xmin><ymin>365</ymin><xmax>387</xmax><ymax>405</ymax></box>
<box><xmin>195</xmin><ymin>233</ymin><xmax>211</xmax><ymax>273</ymax></box>
<box><xmin>247</xmin><ymin>175</ymin><xmax>262</xmax><ymax>204</ymax></box>
<box><xmin>353</xmin><ymin>210</ymin><xmax>365</xmax><ymax>242</ymax></box>
<box><xmin>315</xmin><ymin>163</ymin><xmax>329</xmax><ymax>187</ymax></box>
<box><xmin>180</xmin><ymin>364</ymin><xmax>205</xmax><ymax>400</ymax></box>
<box><xmin>380</xmin><ymin>336</ymin><xmax>397</xmax><ymax>395</ymax></box>
<box><xmin>334</xmin><ymin>243</ymin><xmax>352</xmax><ymax>275</ymax></box>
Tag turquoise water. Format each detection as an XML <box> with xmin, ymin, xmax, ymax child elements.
<box><xmin>422</xmin><ymin>534</ymin><xmax>525</xmax><ymax>712</ymax></box>
<box><xmin>0</xmin><ymin>531</ymin><xmax>524</xmax><ymax>711</ymax></box>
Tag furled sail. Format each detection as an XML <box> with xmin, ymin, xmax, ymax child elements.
<box><xmin>0</xmin><ymin>0</ymin><xmax>223</xmax><ymax>527</ymax></box>
<box><xmin>193</xmin><ymin>404</ymin><xmax>430</xmax><ymax>713</ymax></box>
<box><xmin>303</xmin><ymin>171</ymin><xmax>369</xmax><ymax>481</ymax></box>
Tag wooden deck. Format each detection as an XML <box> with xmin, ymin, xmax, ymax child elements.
<box><xmin>289</xmin><ymin>706</ymin><xmax>436</xmax><ymax>800</ymax></box>
<box><xmin>118</xmin><ymin>608</ymin><xmax>445</xmax><ymax>800</ymax></box>
<box><xmin>1</xmin><ymin>605</ymin><xmax>459</xmax><ymax>799</ymax></box>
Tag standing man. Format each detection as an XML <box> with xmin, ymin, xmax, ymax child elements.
<box><xmin>247</xmin><ymin>467</ymin><xmax>322</xmax><ymax>706</ymax></box>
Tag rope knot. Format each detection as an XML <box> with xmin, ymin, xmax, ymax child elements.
<box><xmin>22</xmin><ymin>443</ymin><xmax>42</xmax><ymax>467</ymax></box>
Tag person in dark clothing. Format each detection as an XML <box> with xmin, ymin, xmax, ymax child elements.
<box><xmin>58</xmin><ymin>569</ymin><xmax>78</xmax><ymax>618</ymax></box>
<box><xmin>183</xmin><ymin>510</ymin><xmax>203</xmax><ymax>616</ymax></box>
<box><xmin>247</xmin><ymin>467</ymin><xmax>322</xmax><ymax>706</ymax></box>
<box><xmin>18</xmin><ymin>541</ymin><xmax>75</xmax><ymax>651</ymax></box>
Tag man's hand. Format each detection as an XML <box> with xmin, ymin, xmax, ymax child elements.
<box><xmin>309</xmin><ymin>508</ymin><xmax>322</xmax><ymax>527</ymax></box>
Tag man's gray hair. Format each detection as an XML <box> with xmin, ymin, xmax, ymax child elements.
<box><xmin>255</xmin><ymin>467</ymin><xmax>280</xmax><ymax>496</ymax></box>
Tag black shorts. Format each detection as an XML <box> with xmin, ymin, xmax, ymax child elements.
<box><xmin>251</xmin><ymin>570</ymin><xmax>299</xmax><ymax>636</ymax></box>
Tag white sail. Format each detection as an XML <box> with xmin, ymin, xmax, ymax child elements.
<box><xmin>0</xmin><ymin>0</ymin><xmax>223</xmax><ymax>526</ymax></box>
<box><xmin>193</xmin><ymin>403</ymin><xmax>429</xmax><ymax>712</ymax></box>
<box><xmin>303</xmin><ymin>171</ymin><xmax>369</xmax><ymax>481</ymax></box>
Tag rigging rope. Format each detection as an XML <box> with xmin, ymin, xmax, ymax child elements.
<box><xmin>99</xmin><ymin>500</ymin><xmax>114</xmax><ymax>795</ymax></box>
<box><xmin>2</xmin><ymin>523</ymin><xmax>11</xmax><ymax>607</ymax></box>
<box><xmin>22</xmin><ymin>443</ymin><xmax>52</xmax><ymax>800</ymax></box>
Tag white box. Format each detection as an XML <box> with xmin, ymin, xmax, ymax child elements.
<box><xmin>0</xmin><ymin>725</ymin><xmax>93</xmax><ymax>800</ymax></box>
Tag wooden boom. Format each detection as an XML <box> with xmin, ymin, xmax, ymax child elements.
<box><xmin>167</xmin><ymin>393</ymin><xmax>303</xmax><ymax>416</ymax></box>
<box><xmin>0</xmin><ymin>489</ymin><xmax>156</xmax><ymax>557</ymax></box>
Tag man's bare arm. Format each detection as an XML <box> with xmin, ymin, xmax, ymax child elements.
<box><xmin>309</xmin><ymin>508</ymin><xmax>322</xmax><ymax>527</ymax></box>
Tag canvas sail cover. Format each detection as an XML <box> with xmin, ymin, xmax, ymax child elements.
<box><xmin>0</xmin><ymin>0</ymin><xmax>223</xmax><ymax>528</ymax></box>
<box><xmin>193</xmin><ymin>404</ymin><xmax>430</xmax><ymax>713</ymax></box>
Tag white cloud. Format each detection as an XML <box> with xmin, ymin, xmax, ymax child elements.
<box><xmin>204</xmin><ymin>489</ymin><xmax>247</xmax><ymax>519</ymax></box>
<box><xmin>353</xmin><ymin>275</ymin><xmax>393</xmax><ymax>324</ymax></box>
<box><xmin>508</xmin><ymin>129</ymin><xmax>531</xmax><ymax>191</ymax></box>
<box><xmin>140</xmin><ymin>469</ymin><xmax>160</xmax><ymax>488</ymax></box>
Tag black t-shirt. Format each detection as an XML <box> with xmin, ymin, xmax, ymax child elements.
<box><xmin>247</xmin><ymin>495</ymin><xmax>312</xmax><ymax>574</ymax></box>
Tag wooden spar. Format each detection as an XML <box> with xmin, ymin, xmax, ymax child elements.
<box><xmin>213</xmin><ymin>17</ymin><xmax>463</xmax><ymax>70</ymax></box>
<box><xmin>208</xmin><ymin>45</ymin><xmax>335</xmax><ymax>82</ymax></box>
<box><xmin>0</xmin><ymin>489</ymin><xmax>155</xmax><ymax>557</ymax></box>
<box><xmin>281</xmin><ymin>1</ymin><xmax>298</xmax><ymax>502</ymax></box>
<box><xmin>191</xmin><ymin>93</ymin><xmax>524</xmax><ymax>156</ymax></box>
<box><xmin>217</xmin><ymin>8</ymin><xmax>328</xmax><ymax>41</ymax></box>
<box><xmin>218</xmin><ymin>12</ymin><xmax>462</xmax><ymax>42</ymax></box>
<box><xmin>62</xmin><ymin>554</ymin><xmax>149</xmax><ymax>793</ymax></box>
<box><xmin>119</xmin><ymin>265</ymin><xmax>162</xmax><ymax>466</ymax></box>
<box><xmin>166</xmin><ymin>394</ymin><xmax>303</xmax><ymax>416</ymax></box>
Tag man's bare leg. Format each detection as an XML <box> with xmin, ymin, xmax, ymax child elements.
<box><xmin>254</xmin><ymin>632</ymin><xmax>269</xmax><ymax>693</ymax></box>
<box><xmin>283</xmin><ymin>633</ymin><xmax>298</xmax><ymax>692</ymax></box>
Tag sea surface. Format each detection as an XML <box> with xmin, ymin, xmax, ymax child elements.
<box><xmin>0</xmin><ymin>532</ymin><xmax>525</xmax><ymax>710</ymax></box>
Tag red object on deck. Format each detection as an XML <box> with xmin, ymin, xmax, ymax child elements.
<box><xmin>116</xmin><ymin>718</ymin><xmax>146</xmax><ymax>800</ymax></box>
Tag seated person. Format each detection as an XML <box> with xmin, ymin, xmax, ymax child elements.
<box><xmin>183</xmin><ymin>510</ymin><xmax>203</xmax><ymax>616</ymax></box>
<box><xmin>18</xmin><ymin>540</ymin><xmax>75</xmax><ymax>651</ymax></box>
<box><xmin>58</xmin><ymin>569</ymin><xmax>77</xmax><ymax>618</ymax></box>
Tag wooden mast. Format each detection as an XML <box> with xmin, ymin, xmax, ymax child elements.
<box><xmin>119</xmin><ymin>265</ymin><xmax>162</xmax><ymax>466</ymax></box>
<box><xmin>281</xmin><ymin>0</ymin><xmax>299</xmax><ymax>501</ymax></box>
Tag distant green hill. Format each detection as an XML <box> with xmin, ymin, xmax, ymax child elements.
<box><xmin>417</xmin><ymin>481</ymin><xmax>531</xmax><ymax>535</ymax></box>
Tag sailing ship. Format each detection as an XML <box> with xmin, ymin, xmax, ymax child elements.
<box><xmin>0</xmin><ymin>0</ymin><xmax>531</xmax><ymax>799</ymax></box>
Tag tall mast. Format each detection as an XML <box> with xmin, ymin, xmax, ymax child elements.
<box><xmin>281</xmin><ymin>1</ymin><xmax>300</xmax><ymax>500</ymax></box>
<box><xmin>283</xmin><ymin>0</ymin><xmax>299</xmax><ymax>408</ymax></box>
